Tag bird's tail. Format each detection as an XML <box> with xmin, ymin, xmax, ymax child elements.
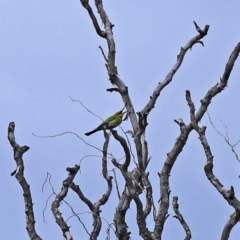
<box><xmin>85</xmin><ymin>128</ymin><xmax>100</xmax><ymax>136</ymax></box>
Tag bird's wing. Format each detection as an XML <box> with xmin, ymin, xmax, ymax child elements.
<box><xmin>104</xmin><ymin>115</ymin><xmax>115</xmax><ymax>124</ymax></box>
<box><xmin>108</xmin><ymin>116</ymin><xmax>121</xmax><ymax>128</ymax></box>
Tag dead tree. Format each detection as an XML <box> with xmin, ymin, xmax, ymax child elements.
<box><xmin>7</xmin><ymin>1</ymin><xmax>240</xmax><ymax>240</ymax></box>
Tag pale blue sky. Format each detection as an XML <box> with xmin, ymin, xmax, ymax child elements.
<box><xmin>1</xmin><ymin>1</ymin><xmax>240</xmax><ymax>239</ymax></box>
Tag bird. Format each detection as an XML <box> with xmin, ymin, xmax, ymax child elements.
<box><xmin>85</xmin><ymin>109</ymin><xmax>126</xmax><ymax>136</ymax></box>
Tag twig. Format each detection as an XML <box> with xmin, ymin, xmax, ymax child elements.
<box><xmin>207</xmin><ymin>112</ymin><xmax>240</xmax><ymax>162</ymax></box>
<box><xmin>99</xmin><ymin>45</ymin><xmax>108</xmax><ymax>62</ymax></box>
<box><xmin>111</xmin><ymin>168</ymin><xmax>121</xmax><ymax>199</ymax></box>
<box><xmin>69</xmin><ymin>96</ymin><xmax>103</xmax><ymax>121</ymax></box>
<box><xmin>32</xmin><ymin>131</ymin><xmax>104</xmax><ymax>153</ymax></box>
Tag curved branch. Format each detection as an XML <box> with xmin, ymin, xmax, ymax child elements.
<box><xmin>186</xmin><ymin>90</ymin><xmax>240</xmax><ymax>238</ymax></box>
<box><xmin>71</xmin><ymin>133</ymin><xmax>113</xmax><ymax>240</ymax></box>
<box><xmin>221</xmin><ymin>211</ymin><xmax>240</xmax><ymax>240</ymax></box>
<box><xmin>194</xmin><ymin>42</ymin><xmax>240</xmax><ymax>122</ymax></box>
<box><xmin>172</xmin><ymin>196</ymin><xmax>192</xmax><ymax>240</ymax></box>
<box><xmin>154</xmin><ymin>42</ymin><xmax>240</xmax><ymax>239</ymax></box>
<box><xmin>111</xmin><ymin>130</ymin><xmax>131</xmax><ymax>171</ymax></box>
<box><xmin>7</xmin><ymin>122</ymin><xmax>42</xmax><ymax>240</ymax></box>
<box><xmin>79</xmin><ymin>0</ymin><xmax>106</xmax><ymax>38</ymax></box>
<box><xmin>133</xmin><ymin>195</ymin><xmax>156</xmax><ymax>240</ymax></box>
<box><xmin>142</xmin><ymin>172</ymin><xmax>153</xmax><ymax>218</ymax></box>
<box><xmin>142</xmin><ymin>22</ymin><xmax>209</xmax><ymax>116</ymax></box>
<box><xmin>51</xmin><ymin>165</ymin><xmax>80</xmax><ymax>240</ymax></box>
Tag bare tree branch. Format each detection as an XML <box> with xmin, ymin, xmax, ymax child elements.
<box><xmin>70</xmin><ymin>132</ymin><xmax>113</xmax><ymax>239</ymax></box>
<box><xmin>142</xmin><ymin>21</ymin><xmax>209</xmax><ymax>116</ymax></box>
<box><xmin>133</xmin><ymin>194</ymin><xmax>156</xmax><ymax>240</ymax></box>
<box><xmin>172</xmin><ymin>196</ymin><xmax>192</xmax><ymax>240</ymax></box>
<box><xmin>112</xmin><ymin>168</ymin><xmax>121</xmax><ymax>200</ymax></box>
<box><xmin>154</xmin><ymin>42</ymin><xmax>240</xmax><ymax>239</ymax></box>
<box><xmin>7</xmin><ymin>122</ymin><xmax>42</xmax><ymax>240</ymax></box>
<box><xmin>142</xmin><ymin>172</ymin><xmax>153</xmax><ymax>219</ymax></box>
<box><xmin>69</xmin><ymin>96</ymin><xmax>104</xmax><ymax>121</ymax></box>
<box><xmin>33</xmin><ymin>131</ymin><xmax>104</xmax><ymax>154</ymax></box>
<box><xmin>111</xmin><ymin>130</ymin><xmax>131</xmax><ymax>171</ymax></box>
<box><xmin>51</xmin><ymin>165</ymin><xmax>80</xmax><ymax>240</ymax></box>
<box><xmin>221</xmin><ymin>211</ymin><xmax>240</xmax><ymax>240</ymax></box>
<box><xmin>207</xmin><ymin>112</ymin><xmax>240</xmax><ymax>163</ymax></box>
<box><xmin>79</xmin><ymin>0</ymin><xmax>106</xmax><ymax>38</ymax></box>
<box><xmin>194</xmin><ymin>42</ymin><xmax>240</xmax><ymax>122</ymax></box>
<box><xmin>186</xmin><ymin>90</ymin><xmax>240</xmax><ymax>239</ymax></box>
<box><xmin>79</xmin><ymin>0</ymin><xmax>139</xmax><ymax>150</ymax></box>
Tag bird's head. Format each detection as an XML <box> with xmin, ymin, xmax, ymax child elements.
<box><xmin>114</xmin><ymin>108</ymin><xmax>127</xmax><ymax>120</ymax></box>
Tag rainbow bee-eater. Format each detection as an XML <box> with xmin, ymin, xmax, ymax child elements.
<box><xmin>85</xmin><ymin>109</ymin><xmax>126</xmax><ymax>136</ymax></box>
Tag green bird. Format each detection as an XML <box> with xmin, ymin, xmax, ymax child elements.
<box><xmin>85</xmin><ymin>109</ymin><xmax>126</xmax><ymax>136</ymax></box>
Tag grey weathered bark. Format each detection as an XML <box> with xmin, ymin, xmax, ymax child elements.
<box><xmin>78</xmin><ymin>1</ymin><xmax>240</xmax><ymax>239</ymax></box>
<box><xmin>51</xmin><ymin>165</ymin><xmax>80</xmax><ymax>240</ymax></box>
<box><xmin>172</xmin><ymin>196</ymin><xmax>192</xmax><ymax>240</ymax></box>
<box><xmin>7</xmin><ymin>1</ymin><xmax>240</xmax><ymax>239</ymax></box>
<box><xmin>221</xmin><ymin>212</ymin><xmax>240</xmax><ymax>240</ymax></box>
<box><xmin>70</xmin><ymin>131</ymin><xmax>113</xmax><ymax>239</ymax></box>
<box><xmin>7</xmin><ymin>122</ymin><xmax>42</xmax><ymax>240</ymax></box>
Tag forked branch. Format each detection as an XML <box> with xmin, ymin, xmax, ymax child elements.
<box><xmin>154</xmin><ymin>41</ymin><xmax>240</xmax><ymax>239</ymax></box>
<box><xmin>185</xmin><ymin>90</ymin><xmax>240</xmax><ymax>240</ymax></box>
<box><xmin>142</xmin><ymin>21</ymin><xmax>209</xmax><ymax>116</ymax></box>
<box><xmin>51</xmin><ymin>165</ymin><xmax>80</xmax><ymax>240</ymax></box>
<box><xmin>71</xmin><ymin>133</ymin><xmax>113</xmax><ymax>239</ymax></box>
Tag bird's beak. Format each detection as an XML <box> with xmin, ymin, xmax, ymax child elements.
<box><xmin>114</xmin><ymin>107</ymin><xmax>125</xmax><ymax>116</ymax></box>
<box><xmin>122</xmin><ymin>111</ymin><xmax>128</xmax><ymax>121</ymax></box>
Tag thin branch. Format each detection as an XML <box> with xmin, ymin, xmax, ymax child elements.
<box><xmin>172</xmin><ymin>196</ymin><xmax>192</xmax><ymax>240</ymax></box>
<box><xmin>7</xmin><ymin>122</ymin><xmax>42</xmax><ymax>240</ymax></box>
<box><xmin>207</xmin><ymin>112</ymin><xmax>240</xmax><ymax>162</ymax></box>
<box><xmin>120</xmin><ymin>126</ymin><xmax>137</xmax><ymax>167</ymax></box>
<box><xmin>99</xmin><ymin>45</ymin><xmax>108</xmax><ymax>62</ymax></box>
<box><xmin>79</xmin><ymin>0</ymin><xmax>106</xmax><ymax>38</ymax></box>
<box><xmin>111</xmin><ymin>130</ymin><xmax>131</xmax><ymax>171</ymax></box>
<box><xmin>194</xmin><ymin>42</ymin><xmax>240</xmax><ymax>123</ymax></box>
<box><xmin>69</xmin><ymin>96</ymin><xmax>104</xmax><ymax>121</ymax></box>
<box><xmin>66</xmin><ymin>211</ymin><xmax>115</xmax><ymax>238</ymax></box>
<box><xmin>79</xmin><ymin>0</ymin><xmax>139</xmax><ymax>154</ymax></box>
<box><xmin>154</xmin><ymin>119</ymin><xmax>187</xmax><ymax>238</ymax></box>
<box><xmin>79</xmin><ymin>154</ymin><xmax>102</xmax><ymax>165</ymax></box>
<box><xmin>70</xmin><ymin>133</ymin><xmax>113</xmax><ymax>240</ymax></box>
<box><xmin>154</xmin><ymin>42</ymin><xmax>240</xmax><ymax>239</ymax></box>
<box><xmin>112</xmin><ymin>168</ymin><xmax>121</xmax><ymax>200</ymax></box>
<box><xmin>142</xmin><ymin>172</ymin><xmax>153</xmax><ymax>218</ymax></box>
<box><xmin>185</xmin><ymin>90</ymin><xmax>240</xmax><ymax>210</ymax></box>
<box><xmin>51</xmin><ymin>165</ymin><xmax>80</xmax><ymax>240</ymax></box>
<box><xmin>64</xmin><ymin>200</ymin><xmax>91</xmax><ymax>236</ymax></box>
<box><xmin>33</xmin><ymin>131</ymin><xmax>104</xmax><ymax>153</ymax></box>
<box><xmin>142</xmin><ymin>21</ymin><xmax>209</xmax><ymax>116</ymax></box>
